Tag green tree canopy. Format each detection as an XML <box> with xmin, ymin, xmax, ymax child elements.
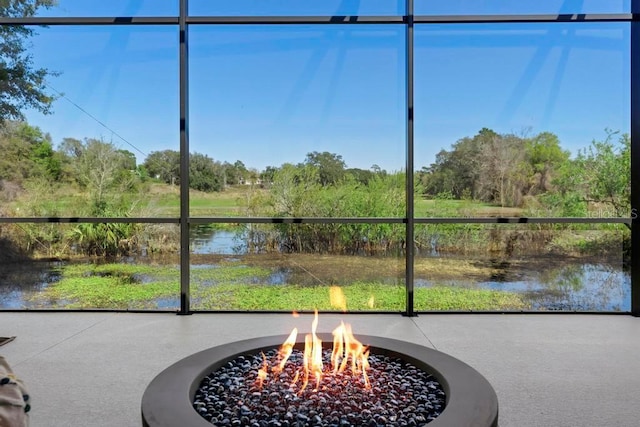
<box><xmin>303</xmin><ymin>151</ymin><xmax>346</xmax><ymax>186</ymax></box>
<box><xmin>582</xmin><ymin>131</ymin><xmax>630</xmax><ymax>219</ymax></box>
<box><xmin>525</xmin><ymin>132</ymin><xmax>570</xmax><ymax>193</ymax></box>
<box><xmin>0</xmin><ymin>121</ymin><xmax>58</xmax><ymax>182</ymax></box>
<box><xmin>0</xmin><ymin>0</ymin><xmax>57</xmax><ymax>122</ymax></box>
<box><xmin>259</xmin><ymin>165</ymin><xmax>278</xmax><ymax>185</ymax></box>
<box><xmin>143</xmin><ymin>149</ymin><xmax>180</xmax><ymax>185</ymax></box>
<box><xmin>189</xmin><ymin>152</ymin><xmax>224</xmax><ymax>192</ymax></box>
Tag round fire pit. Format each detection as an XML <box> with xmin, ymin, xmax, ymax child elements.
<box><xmin>141</xmin><ymin>334</ymin><xmax>498</xmax><ymax>427</ymax></box>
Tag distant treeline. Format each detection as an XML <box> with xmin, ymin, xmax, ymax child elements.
<box><xmin>417</xmin><ymin>127</ymin><xmax>630</xmax><ymax>219</ymax></box>
<box><xmin>0</xmin><ymin>120</ymin><xmax>630</xmax><ymax>258</ymax></box>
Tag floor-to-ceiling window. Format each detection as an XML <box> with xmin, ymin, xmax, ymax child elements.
<box><xmin>0</xmin><ymin>0</ymin><xmax>635</xmax><ymax>315</ymax></box>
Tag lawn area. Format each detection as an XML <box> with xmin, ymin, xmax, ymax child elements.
<box><xmin>29</xmin><ymin>260</ymin><xmax>529</xmax><ymax>311</ymax></box>
<box><xmin>144</xmin><ymin>183</ymin><xmax>261</xmax><ymax>217</ymax></box>
<box><xmin>414</xmin><ymin>198</ymin><xmax>523</xmax><ymax>217</ymax></box>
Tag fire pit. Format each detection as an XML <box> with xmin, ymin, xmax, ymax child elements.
<box><xmin>141</xmin><ymin>332</ymin><xmax>498</xmax><ymax>427</ymax></box>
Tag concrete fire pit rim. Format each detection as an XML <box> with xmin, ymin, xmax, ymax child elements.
<box><xmin>141</xmin><ymin>334</ymin><xmax>498</xmax><ymax>427</ymax></box>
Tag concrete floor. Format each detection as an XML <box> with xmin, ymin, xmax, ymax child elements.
<box><xmin>1</xmin><ymin>312</ymin><xmax>639</xmax><ymax>427</ymax></box>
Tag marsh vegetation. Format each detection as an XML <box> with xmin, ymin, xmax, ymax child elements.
<box><xmin>0</xmin><ymin>124</ymin><xmax>630</xmax><ymax>311</ymax></box>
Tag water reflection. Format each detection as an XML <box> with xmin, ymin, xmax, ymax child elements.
<box><xmin>415</xmin><ymin>261</ymin><xmax>630</xmax><ymax>311</ymax></box>
<box><xmin>0</xmin><ymin>262</ymin><xmax>63</xmax><ymax>309</ymax></box>
<box><xmin>190</xmin><ymin>228</ymin><xmax>245</xmax><ymax>254</ymax></box>
<box><xmin>0</xmin><ymin>228</ymin><xmax>631</xmax><ymax>311</ymax></box>
<box><xmin>482</xmin><ymin>264</ymin><xmax>628</xmax><ymax>311</ymax></box>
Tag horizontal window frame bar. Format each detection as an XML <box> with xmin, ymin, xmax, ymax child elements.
<box><xmin>0</xmin><ymin>217</ymin><xmax>180</xmax><ymax>224</ymax></box>
<box><xmin>414</xmin><ymin>13</ymin><xmax>635</xmax><ymax>24</ymax></box>
<box><xmin>0</xmin><ymin>217</ymin><xmax>631</xmax><ymax>225</ymax></box>
<box><xmin>0</xmin><ymin>13</ymin><xmax>634</xmax><ymax>26</ymax></box>
<box><xmin>0</xmin><ymin>308</ymin><xmax>629</xmax><ymax>315</ymax></box>
<box><xmin>415</xmin><ymin>217</ymin><xmax>632</xmax><ymax>224</ymax></box>
<box><xmin>189</xmin><ymin>217</ymin><xmax>406</xmax><ymax>224</ymax></box>
<box><xmin>0</xmin><ymin>16</ymin><xmax>179</xmax><ymax>25</ymax></box>
<box><xmin>186</xmin><ymin>16</ymin><xmax>404</xmax><ymax>24</ymax></box>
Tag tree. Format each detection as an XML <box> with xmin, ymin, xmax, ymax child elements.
<box><xmin>260</xmin><ymin>165</ymin><xmax>278</xmax><ymax>185</ymax></box>
<box><xmin>0</xmin><ymin>0</ymin><xmax>57</xmax><ymax>122</ymax></box>
<box><xmin>582</xmin><ymin>131</ymin><xmax>630</xmax><ymax>220</ymax></box>
<box><xmin>116</xmin><ymin>149</ymin><xmax>136</xmax><ymax>171</ymax></box>
<box><xmin>189</xmin><ymin>152</ymin><xmax>224</xmax><ymax>192</ymax></box>
<box><xmin>303</xmin><ymin>151</ymin><xmax>346</xmax><ymax>186</ymax></box>
<box><xmin>59</xmin><ymin>137</ymin><xmax>83</xmax><ymax>158</ymax></box>
<box><xmin>270</xmin><ymin>163</ymin><xmax>320</xmax><ymax>216</ymax></box>
<box><xmin>30</xmin><ymin>136</ymin><xmax>60</xmax><ymax>180</ymax></box>
<box><xmin>420</xmin><ymin>132</ymin><xmax>483</xmax><ymax>199</ymax></box>
<box><xmin>75</xmin><ymin>138</ymin><xmax>126</xmax><ymax>212</ymax></box>
<box><xmin>221</xmin><ymin>160</ymin><xmax>249</xmax><ymax>185</ymax></box>
<box><xmin>478</xmin><ymin>132</ymin><xmax>528</xmax><ymax>207</ymax></box>
<box><xmin>420</xmin><ymin>128</ymin><xmax>530</xmax><ymax>206</ymax></box>
<box><xmin>0</xmin><ymin>121</ymin><xmax>58</xmax><ymax>182</ymax></box>
<box><xmin>525</xmin><ymin>132</ymin><xmax>569</xmax><ymax>194</ymax></box>
<box><xmin>143</xmin><ymin>149</ymin><xmax>180</xmax><ymax>185</ymax></box>
<box><xmin>345</xmin><ymin>167</ymin><xmax>374</xmax><ymax>185</ymax></box>
<box><xmin>57</xmin><ymin>137</ymin><xmax>83</xmax><ymax>182</ymax></box>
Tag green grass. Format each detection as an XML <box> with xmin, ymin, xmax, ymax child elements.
<box><xmin>32</xmin><ymin>262</ymin><xmax>529</xmax><ymax>311</ymax></box>
<box><xmin>191</xmin><ymin>262</ymin><xmax>273</xmax><ymax>283</ymax></box>
<box><xmin>8</xmin><ymin>182</ymin><xmax>258</xmax><ymax>218</ymax></box>
<box><xmin>414</xmin><ymin>198</ymin><xmax>522</xmax><ymax>217</ymax></box>
<box><xmin>150</xmin><ymin>185</ymin><xmax>260</xmax><ymax>216</ymax></box>
<box><xmin>39</xmin><ymin>263</ymin><xmax>178</xmax><ymax>309</ymax></box>
<box><xmin>192</xmin><ymin>283</ymin><xmax>528</xmax><ymax>311</ymax></box>
<box><xmin>414</xmin><ymin>286</ymin><xmax>528</xmax><ymax>311</ymax></box>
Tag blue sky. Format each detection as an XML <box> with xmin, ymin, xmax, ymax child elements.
<box><xmin>33</xmin><ymin>0</ymin><xmax>630</xmax><ymax>16</ymax></box>
<box><xmin>24</xmin><ymin>0</ymin><xmax>630</xmax><ymax>172</ymax></box>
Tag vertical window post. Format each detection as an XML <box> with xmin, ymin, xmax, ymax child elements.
<box><xmin>179</xmin><ymin>0</ymin><xmax>191</xmax><ymax>315</ymax></box>
<box><xmin>405</xmin><ymin>0</ymin><xmax>416</xmax><ymax>317</ymax></box>
<box><xmin>632</xmin><ymin>1</ymin><xmax>640</xmax><ymax>316</ymax></box>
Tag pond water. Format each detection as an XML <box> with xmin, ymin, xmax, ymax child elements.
<box><xmin>0</xmin><ymin>229</ymin><xmax>631</xmax><ymax>311</ymax></box>
<box><xmin>415</xmin><ymin>263</ymin><xmax>630</xmax><ymax>311</ymax></box>
<box><xmin>191</xmin><ymin>229</ymin><xmax>246</xmax><ymax>254</ymax></box>
<box><xmin>0</xmin><ymin>261</ymin><xmax>63</xmax><ymax>309</ymax></box>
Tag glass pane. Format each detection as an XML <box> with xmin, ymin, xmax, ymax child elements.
<box><xmin>414</xmin><ymin>23</ymin><xmax>629</xmax><ymax>217</ymax></box>
<box><xmin>415</xmin><ymin>0</ymin><xmax>629</xmax><ymax>15</ymax></box>
<box><xmin>190</xmin><ymin>223</ymin><xmax>405</xmax><ymax>311</ymax></box>
<box><xmin>189</xmin><ymin>25</ymin><xmax>405</xmax><ymax>217</ymax></box>
<box><xmin>34</xmin><ymin>0</ymin><xmax>177</xmax><ymax>17</ymax></box>
<box><xmin>0</xmin><ymin>222</ymin><xmax>180</xmax><ymax>309</ymax></box>
<box><xmin>3</xmin><ymin>26</ymin><xmax>179</xmax><ymax>218</ymax></box>
<box><xmin>414</xmin><ymin>223</ymin><xmax>629</xmax><ymax>311</ymax></box>
<box><xmin>189</xmin><ymin>0</ymin><xmax>403</xmax><ymax>16</ymax></box>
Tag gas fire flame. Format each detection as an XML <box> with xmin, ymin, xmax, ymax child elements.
<box><xmin>331</xmin><ymin>321</ymin><xmax>370</xmax><ymax>389</ymax></box>
<box><xmin>256</xmin><ymin>289</ymin><xmax>371</xmax><ymax>393</ymax></box>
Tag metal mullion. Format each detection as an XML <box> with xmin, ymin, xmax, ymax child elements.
<box><xmin>188</xmin><ymin>217</ymin><xmax>406</xmax><ymax>224</ymax></box>
<box><xmin>0</xmin><ymin>217</ymin><xmax>179</xmax><ymax>224</ymax></box>
<box><xmin>414</xmin><ymin>217</ymin><xmax>632</xmax><ymax>224</ymax></box>
<box><xmin>3</xmin><ymin>217</ymin><xmax>629</xmax><ymax>225</ymax></box>
<box><xmin>178</xmin><ymin>0</ymin><xmax>191</xmax><ymax>315</ymax></box>
<box><xmin>632</xmin><ymin>0</ymin><xmax>640</xmax><ymax>317</ymax></box>
<box><xmin>0</xmin><ymin>16</ymin><xmax>179</xmax><ymax>25</ymax></box>
<box><xmin>405</xmin><ymin>0</ymin><xmax>416</xmax><ymax>317</ymax></box>
<box><xmin>185</xmin><ymin>15</ymin><xmax>404</xmax><ymax>25</ymax></box>
<box><xmin>0</xmin><ymin>13</ymin><xmax>632</xmax><ymax>27</ymax></box>
<box><xmin>413</xmin><ymin>13</ymin><xmax>634</xmax><ymax>24</ymax></box>
<box><xmin>188</xmin><ymin>217</ymin><xmax>632</xmax><ymax>225</ymax></box>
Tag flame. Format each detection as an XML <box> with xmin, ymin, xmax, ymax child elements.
<box><xmin>368</xmin><ymin>295</ymin><xmax>375</xmax><ymax>308</ymax></box>
<box><xmin>332</xmin><ymin>321</ymin><xmax>371</xmax><ymax>389</ymax></box>
<box><xmin>274</xmin><ymin>328</ymin><xmax>297</xmax><ymax>374</ymax></box>
<box><xmin>300</xmin><ymin>310</ymin><xmax>323</xmax><ymax>392</ymax></box>
<box><xmin>259</xmin><ymin>309</ymin><xmax>371</xmax><ymax>392</ymax></box>
<box><xmin>256</xmin><ymin>352</ymin><xmax>268</xmax><ymax>389</ymax></box>
<box><xmin>330</xmin><ymin>286</ymin><xmax>347</xmax><ymax>311</ymax></box>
